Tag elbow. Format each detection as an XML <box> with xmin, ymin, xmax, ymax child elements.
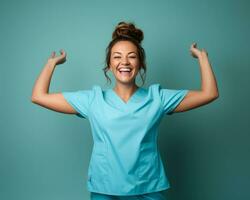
<box><xmin>203</xmin><ymin>89</ymin><xmax>219</xmax><ymax>101</ymax></box>
<box><xmin>31</xmin><ymin>91</ymin><xmax>47</xmax><ymax>103</ymax></box>
<box><xmin>208</xmin><ymin>92</ymin><xmax>219</xmax><ymax>101</ymax></box>
<box><xmin>214</xmin><ymin>93</ymin><xmax>219</xmax><ymax>99</ymax></box>
<box><xmin>31</xmin><ymin>95</ymin><xmax>37</xmax><ymax>103</ymax></box>
<box><xmin>213</xmin><ymin>90</ymin><xmax>219</xmax><ymax>99</ymax></box>
<box><xmin>202</xmin><ymin>91</ymin><xmax>219</xmax><ymax>103</ymax></box>
<box><xmin>31</xmin><ymin>93</ymin><xmax>48</xmax><ymax>104</ymax></box>
<box><xmin>31</xmin><ymin>94</ymin><xmax>42</xmax><ymax>103</ymax></box>
<box><xmin>31</xmin><ymin>90</ymin><xmax>38</xmax><ymax>103</ymax></box>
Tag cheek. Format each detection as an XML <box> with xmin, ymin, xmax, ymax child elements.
<box><xmin>133</xmin><ymin>59</ymin><xmax>140</xmax><ymax>68</ymax></box>
<box><xmin>110</xmin><ymin>60</ymin><xmax>119</xmax><ymax>67</ymax></box>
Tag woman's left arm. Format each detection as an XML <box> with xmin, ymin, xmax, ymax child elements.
<box><xmin>173</xmin><ymin>42</ymin><xmax>219</xmax><ymax>113</ymax></box>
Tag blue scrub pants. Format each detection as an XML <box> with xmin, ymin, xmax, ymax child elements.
<box><xmin>90</xmin><ymin>191</ymin><xmax>166</xmax><ymax>200</ymax></box>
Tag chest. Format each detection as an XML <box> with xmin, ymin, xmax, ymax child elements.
<box><xmin>89</xmin><ymin>94</ymin><xmax>164</xmax><ymax>133</ymax></box>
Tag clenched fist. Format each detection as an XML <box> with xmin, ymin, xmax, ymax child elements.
<box><xmin>47</xmin><ymin>49</ymin><xmax>67</xmax><ymax>65</ymax></box>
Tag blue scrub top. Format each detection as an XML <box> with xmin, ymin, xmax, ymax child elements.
<box><xmin>62</xmin><ymin>83</ymin><xmax>189</xmax><ymax>195</ymax></box>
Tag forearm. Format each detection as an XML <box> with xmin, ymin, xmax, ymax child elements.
<box><xmin>31</xmin><ymin>61</ymin><xmax>56</xmax><ymax>100</ymax></box>
<box><xmin>198</xmin><ymin>51</ymin><xmax>219</xmax><ymax>98</ymax></box>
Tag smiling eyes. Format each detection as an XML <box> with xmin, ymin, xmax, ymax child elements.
<box><xmin>113</xmin><ymin>56</ymin><xmax>137</xmax><ymax>59</ymax></box>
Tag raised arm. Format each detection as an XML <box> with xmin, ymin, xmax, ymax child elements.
<box><xmin>31</xmin><ymin>50</ymin><xmax>77</xmax><ymax>114</ymax></box>
<box><xmin>173</xmin><ymin>43</ymin><xmax>219</xmax><ymax>113</ymax></box>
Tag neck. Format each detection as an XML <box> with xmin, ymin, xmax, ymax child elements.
<box><xmin>113</xmin><ymin>83</ymin><xmax>139</xmax><ymax>99</ymax></box>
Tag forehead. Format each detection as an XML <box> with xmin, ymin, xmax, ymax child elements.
<box><xmin>111</xmin><ymin>41</ymin><xmax>137</xmax><ymax>53</ymax></box>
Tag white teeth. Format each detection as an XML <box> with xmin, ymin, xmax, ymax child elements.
<box><xmin>119</xmin><ymin>68</ymin><xmax>132</xmax><ymax>72</ymax></box>
<box><xmin>120</xmin><ymin>69</ymin><xmax>131</xmax><ymax>72</ymax></box>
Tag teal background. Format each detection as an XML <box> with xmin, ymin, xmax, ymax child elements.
<box><xmin>1</xmin><ymin>0</ymin><xmax>249</xmax><ymax>199</ymax></box>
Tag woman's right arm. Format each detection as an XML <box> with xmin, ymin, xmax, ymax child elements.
<box><xmin>31</xmin><ymin>50</ymin><xmax>77</xmax><ymax>114</ymax></box>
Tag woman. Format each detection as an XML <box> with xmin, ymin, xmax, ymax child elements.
<box><xmin>31</xmin><ymin>21</ymin><xmax>219</xmax><ymax>200</ymax></box>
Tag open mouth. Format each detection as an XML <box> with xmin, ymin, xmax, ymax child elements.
<box><xmin>118</xmin><ymin>67</ymin><xmax>132</xmax><ymax>76</ymax></box>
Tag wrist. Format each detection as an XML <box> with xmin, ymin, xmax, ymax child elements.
<box><xmin>198</xmin><ymin>51</ymin><xmax>207</xmax><ymax>61</ymax></box>
<box><xmin>47</xmin><ymin>60</ymin><xmax>57</xmax><ymax>67</ymax></box>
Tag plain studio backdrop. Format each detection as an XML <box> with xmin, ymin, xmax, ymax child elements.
<box><xmin>0</xmin><ymin>0</ymin><xmax>249</xmax><ymax>200</ymax></box>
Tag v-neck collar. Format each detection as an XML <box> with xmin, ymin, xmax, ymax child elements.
<box><xmin>109</xmin><ymin>87</ymin><xmax>142</xmax><ymax>106</ymax></box>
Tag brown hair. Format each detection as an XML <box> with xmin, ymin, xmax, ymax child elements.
<box><xmin>102</xmin><ymin>21</ymin><xmax>147</xmax><ymax>86</ymax></box>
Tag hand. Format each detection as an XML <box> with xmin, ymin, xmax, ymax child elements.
<box><xmin>190</xmin><ymin>42</ymin><xmax>208</xmax><ymax>59</ymax></box>
<box><xmin>47</xmin><ymin>49</ymin><xmax>67</xmax><ymax>65</ymax></box>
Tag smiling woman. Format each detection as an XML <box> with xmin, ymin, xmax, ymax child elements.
<box><xmin>109</xmin><ymin>41</ymin><xmax>140</xmax><ymax>94</ymax></box>
<box><xmin>103</xmin><ymin>22</ymin><xmax>146</xmax><ymax>86</ymax></box>
<box><xmin>31</xmin><ymin>21</ymin><xmax>219</xmax><ymax>200</ymax></box>
<box><xmin>101</xmin><ymin>22</ymin><xmax>148</xmax><ymax>103</ymax></box>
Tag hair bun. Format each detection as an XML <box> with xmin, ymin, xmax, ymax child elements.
<box><xmin>112</xmin><ymin>21</ymin><xmax>144</xmax><ymax>44</ymax></box>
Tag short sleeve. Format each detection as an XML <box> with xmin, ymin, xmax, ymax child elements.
<box><xmin>62</xmin><ymin>89</ymin><xmax>94</xmax><ymax>119</ymax></box>
<box><xmin>158</xmin><ymin>84</ymin><xmax>189</xmax><ymax>115</ymax></box>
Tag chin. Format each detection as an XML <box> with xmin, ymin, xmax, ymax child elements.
<box><xmin>113</xmin><ymin>71</ymin><xmax>139</xmax><ymax>84</ymax></box>
<box><xmin>116</xmin><ymin>77</ymin><xmax>136</xmax><ymax>85</ymax></box>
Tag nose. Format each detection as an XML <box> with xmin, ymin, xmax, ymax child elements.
<box><xmin>121</xmin><ymin>57</ymin><xmax>129</xmax><ymax>65</ymax></box>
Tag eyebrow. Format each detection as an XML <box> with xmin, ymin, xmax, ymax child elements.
<box><xmin>112</xmin><ymin>51</ymin><xmax>137</xmax><ymax>55</ymax></box>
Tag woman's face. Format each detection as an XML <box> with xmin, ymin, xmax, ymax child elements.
<box><xmin>109</xmin><ymin>40</ymin><xmax>140</xmax><ymax>85</ymax></box>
